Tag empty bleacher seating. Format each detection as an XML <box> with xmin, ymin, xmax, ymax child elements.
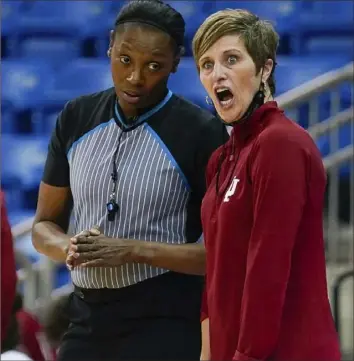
<box><xmin>45</xmin><ymin>58</ymin><xmax>113</xmax><ymax>105</ymax></box>
<box><xmin>212</xmin><ymin>0</ymin><xmax>301</xmax><ymax>54</ymax></box>
<box><xmin>1</xmin><ymin>134</ymin><xmax>49</xmax><ymax>211</ymax></box>
<box><xmin>19</xmin><ymin>38</ymin><xmax>80</xmax><ymax>67</ymax></box>
<box><xmin>292</xmin><ymin>1</ymin><xmax>354</xmax><ymax>54</ymax></box>
<box><xmin>2</xmin><ymin>60</ymin><xmax>54</xmax><ymax>134</ymax></box>
<box><xmin>2</xmin><ymin>60</ymin><xmax>52</xmax><ymax>110</ymax></box>
<box><xmin>164</xmin><ymin>1</ymin><xmax>213</xmax><ymax>56</ymax></box>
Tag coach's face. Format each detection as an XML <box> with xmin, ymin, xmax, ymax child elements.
<box><xmin>198</xmin><ymin>34</ymin><xmax>273</xmax><ymax>123</ymax></box>
<box><xmin>109</xmin><ymin>23</ymin><xmax>178</xmax><ymax>117</ymax></box>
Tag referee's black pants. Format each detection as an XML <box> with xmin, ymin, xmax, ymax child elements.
<box><xmin>57</xmin><ymin>272</ymin><xmax>203</xmax><ymax>361</ymax></box>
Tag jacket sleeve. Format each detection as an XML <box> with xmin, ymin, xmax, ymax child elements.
<box><xmin>233</xmin><ymin>129</ymin><xmax>309</xmax><ymax>361</ymax></box>
<box><xmin>1</xmin><ymin>191</ymin><xmax>17</xmax><ymax>343</ymax></box>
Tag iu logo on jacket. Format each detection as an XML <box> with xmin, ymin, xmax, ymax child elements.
<box><xmin>223</xmin><ymin>176</ymin><xmax>240</xmax><ymax>203</ymax></box>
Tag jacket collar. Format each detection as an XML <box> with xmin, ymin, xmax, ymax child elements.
<box><xmin>230</xmin><ymin>101</ymin><xmax>281</xmax><ymax>146</ymax></box>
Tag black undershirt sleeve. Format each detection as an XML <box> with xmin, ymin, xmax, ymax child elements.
<box><xmin>42</xmin><ymin>101</ymin><xmax>74</xmax><ymax>187</ymax></box>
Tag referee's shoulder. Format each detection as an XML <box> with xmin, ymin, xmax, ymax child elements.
<box><xmin>64</xmin><ymin>87</ymin><xmax>114</xmax><ymax>116</ymax></box>
<box><xmin>171</xmin><ymin>95</ymin><xmax>221</xmax><ymax>132</ymax></box>
<box><xmin>55</xmin><ymin>88</ymin><xmax>115</xmax><ymax>144</ymax></box>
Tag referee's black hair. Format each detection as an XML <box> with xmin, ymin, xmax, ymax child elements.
<box><xmin>114</xmin><ymin>0</ymin><xmax>185</xmax><ymax>55</ymax></box>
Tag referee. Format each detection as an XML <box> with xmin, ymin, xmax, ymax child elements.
<box><xmin>32</xmin><ymin>1</ymin><xmax>227</xmax><ymax>360</ymax></box>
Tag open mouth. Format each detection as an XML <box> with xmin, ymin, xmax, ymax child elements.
<box><xmin>122</xmin><ymin>90</ymin><xmax>143</xmax><ymax>104</ymax></box>
<box><xmin>124</xmin><ymin>91</ymin><xmax>142</xmax><ymax>97</ymax></box>
<box><xmin>215</xmin><ymin>87</ymin><xmax>234</xmax><ymax>108</ymax></box>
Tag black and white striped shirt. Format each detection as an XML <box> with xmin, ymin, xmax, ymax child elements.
<box><xmin>43</xmin><ymin>87</ymin><xmax>227</xmax><ymax>289</ymax></box>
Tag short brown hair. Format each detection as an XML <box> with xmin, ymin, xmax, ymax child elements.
<box><xmin>192</xmin><ymin>9</ymin><xmax>279</xmax><ymax>95</ymax></box>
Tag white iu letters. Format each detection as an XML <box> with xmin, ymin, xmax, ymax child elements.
<box><xmin>223</xmin><ymin>177</ymin><xmax>240</xmax><ymax>203</ymax></box>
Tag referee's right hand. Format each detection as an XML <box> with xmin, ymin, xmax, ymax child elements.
<box><xmin>66</xmin><ymin>226</ymin><xmax>101</xmax><ymax>270</ymax></box>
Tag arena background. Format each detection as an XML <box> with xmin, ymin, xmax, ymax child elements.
<box><xmin>1</xmin><ymin>1</ymin><xmax>353</xmax><ymax>359</ymax></box>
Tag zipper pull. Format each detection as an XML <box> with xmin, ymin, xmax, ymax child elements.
<box><xmin>229</xmin><ymin>154</ymin><xmax>234</xmax><ymax>161</ymax></box>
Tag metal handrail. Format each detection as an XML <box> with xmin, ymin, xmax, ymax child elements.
<box><xmin>15</xmin><ymin>249</ymin><xmax>37</xmax><ymax>310</ymax></box>
<box><xmin>332</xmin><ymin>270</ymin><xmax>354</xmax><ymax>344</ymax></box>
<box><xmin>12</xmin><ymin>216</ymin><xmax>35</xmax><ymax>238</ymax></box>
<box><xmin>276</xmin><ymin>62</ymin><xmax>353</xmax><ymax>108</ymax></box>
<box><xmin>309</xmin><ymin>108</ymin><xmax>353</xmax><ymax>138</ymax></box>
<box><xmin>322</xmin><ymin>145</ymin><xmax>353</xmax><ymax>169</ymax></box>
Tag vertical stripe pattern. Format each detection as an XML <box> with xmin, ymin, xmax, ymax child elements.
<box><xmin>69</xmin><ymin>120</ymin><xmax>190</xmax><ymax>288</ymax></box>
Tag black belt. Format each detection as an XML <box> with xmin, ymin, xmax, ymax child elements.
<box><xmin>73</xmin><ymin>272</ymin><xmax>200</xmax><ymax>303</ymax></box>
<box><xmin>72</xmin><ymin>273</ymin><xmax>204</xmax><ymax>319</ymax></box>
<box><xmin>73</xmin><ymin>281</ymin><xmax>149</xmax><ymax>303</ymax></box>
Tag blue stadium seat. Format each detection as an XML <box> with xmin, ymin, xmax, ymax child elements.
<box><xmin>1</xmin><ymin>60</ymin><xmax>53</xmax><ymax>110</ymax></box>
<box><xmin>18</xmin><ymin>38</ymin><xmax>80</xmax><ymax>67</ymax></box>
<box><xmin>168</xmin><ymin>57</ymin><xmax>213</xmax><ymax>111</ymax></box>
<box><xmin>1</xmin><ymin>1</ymin><xmax>24</xmax><ymax>36</ymax></box>
<box><xmin>95</xmin><ymin>1</ymin><xmax>210</xmax><ymax>57</ymax></box>
<box><xmin>299</xmin><ymin>1</ymin><xmax>354</xmax><ymax>33</ymax></box>
<box><xmin>8</xmin><ymin>210</ymin><xmax>35</xmax><ymax>227</ymax></box>
<box><xmin>56</xmin><ymin>265</ymin><xmax>71</xmax><ymax>288</ymax></box>
<box><xmin>1</xmin><ymin>108</ymin><xmax>15</xmax><ymax>134</ymax></box>
<box><xmin>305</xmin><ymin>37</ymin><xmax>353</xmax><ymax>56</ymax></box>
<box><xmin>45</xmin><ymin>58</ymin><xmax>113</xmax><ymax>106</ymax></box>
<box><xmin>42</xmin><ymin>111</ymin><xmax>60</xmax><ymax>137</ymax></box>
<box><xmin>17</xmin><ymin>1</ymin><xmax>109</xmax><ymax>37</ymax></box>
<box><xmin>212</xmin><ymin>1</ymin><xmax>300</xmax><ymax>34</ymax></box>
<box><xmin>164</xmin><ymin>1</ymin><xmax>211</xmax><ymax>55</ymax></box>
<box><xmin>93</xmin><ymin>1</ymin><xmax>128</xmax><ymax>57</ymax></box>
<box><xmin>91</xmin><ymin>0</ymin><xmax>125</xmax><ymax>32</ymax></box>
<box><xmin>1</xmin><ymin>134</ymin><xmax>49</xmax><ymax>191</ymax></box>
<box><xmin>292</xmin><ymin>1</ymin><xmax>354</xmax><ymax>54</ymax></box>
<box><xmin>2</xmin><ymin>189</ymin><xmax>25</xmax><ymax>215</ymax></box>
<box><xmin>275</xmin><ymin>55</ymin><xmax>350</xmax><ymax>95</ymax></box>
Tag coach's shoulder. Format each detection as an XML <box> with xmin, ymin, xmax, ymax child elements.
<box><xmin>255</xmin><ymin>113</ymin><xmax>320</xmax><ymax>165</ymax></box>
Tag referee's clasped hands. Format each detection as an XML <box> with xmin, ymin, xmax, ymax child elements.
<box><xmin>65</xmin><ymin>226</ymin><xmax>137</xmax><ymax>270</ymax></box>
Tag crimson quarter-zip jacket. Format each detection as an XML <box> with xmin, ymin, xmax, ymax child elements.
<box><xmin>1</xmin><ymin>191</ymin><xmax>17</xmax><ymax>344</ymax></box>
<box><xmin>201</xmin><ymin>101</ymin><xmax>341</xmax><ymax>361</ymax></box>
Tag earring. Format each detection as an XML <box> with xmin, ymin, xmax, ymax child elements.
<box><xmin>205</xmin><ymin>96</ymin><xmax>213</xmax><ymax>106</ymax></box>
<box><xmin>107</xmin><ymin>48</ymin><xmax>112</xmax><ymax>58</ymax></box>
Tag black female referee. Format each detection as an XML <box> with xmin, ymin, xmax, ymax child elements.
<box><xmin>32</xmin><ymin>0</ymin><xmax>227</xmax><ymax>360</ymax></box>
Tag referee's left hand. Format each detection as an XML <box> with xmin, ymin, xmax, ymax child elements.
<box><xmin>70</xmin><ymin>229</ymin><xmax>138</xmax><ymax>267</ymax></box>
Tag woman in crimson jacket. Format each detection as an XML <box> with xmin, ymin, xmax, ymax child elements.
<box><xmin>1</xmin><ymin>191</ymin><xmax>17</xmax><ymax>347</ymax></box>
<box><xmin>192</xmin><ymin>8</ymin><xmax>341</xmax><ymax>361</ymax></box>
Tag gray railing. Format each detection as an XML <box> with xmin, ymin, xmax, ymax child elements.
<box><xmin>277</xmin><ymin>62</ymin><xmax>353</xmax><ymax>356</ymax></box>
<box><xmin>277</xmin><ymin>63</ymin><xmax>353</xmax><ymax>266</ymax></box>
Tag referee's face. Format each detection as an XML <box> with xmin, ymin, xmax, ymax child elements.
<box><xmin>110</xmin><ymin>24</ymin><xmax>177</xmax><ymax>117</ymax></box>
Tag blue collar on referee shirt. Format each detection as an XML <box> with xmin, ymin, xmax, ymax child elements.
<box><xmin>114</xmin><ymin>90</ymin><xmax>173</xmax><ymax>131</ymax></box>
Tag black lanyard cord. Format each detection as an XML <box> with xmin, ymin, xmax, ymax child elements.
<box><xmin>107</xmin><ymin>130</ymin><xmax>125</xmax><ymax>222</ymax></box>
<box><xmin>110</xmin><ymin>130</ymin><xmax>124</xmax><ymax>197</ymax></box>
